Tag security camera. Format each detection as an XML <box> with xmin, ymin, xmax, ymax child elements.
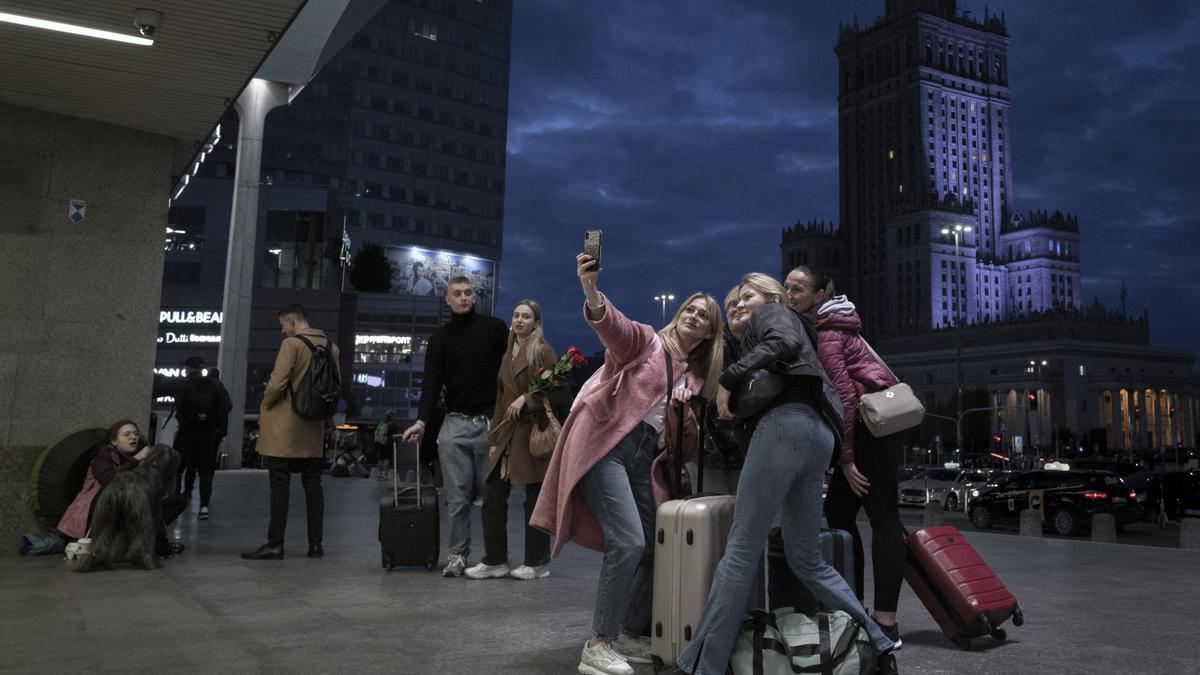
<box><xmin>133</xmin><ymin>9</ymin><xmax>163</xmax><ymax>37</ymax></box>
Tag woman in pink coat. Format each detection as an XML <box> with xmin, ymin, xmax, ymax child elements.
<box><xmin>531</xmin><ymin>252</ymin><xmax>723</xmax><ymax>675</ymax></box>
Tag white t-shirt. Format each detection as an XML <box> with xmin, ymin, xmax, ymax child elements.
<box><xmin>642</xmin><ymin>375</ymin><xmax>686</xmax><ymax>433</ymax></box>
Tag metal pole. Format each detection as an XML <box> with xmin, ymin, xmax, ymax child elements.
<box><xmin>954</xmin><ymin>232</ymin><xmax>964</xmax><ymax>462</ymax></box>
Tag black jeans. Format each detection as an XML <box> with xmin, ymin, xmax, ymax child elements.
<box><xmin>176</xmin><ymin>426</ymin><xmax>219</xmax><ymax>507</ymax></box>
<box><xmin>480</xmin><ymin>463</ymin><xmax>551</xmax><ymax>567</ymax></box>
<box><xmin>264</xmin><ymin>457</ymin><xmax>324</xmax><ymax>547</ymax></box>
<box><xmin>823</xmin><ymin>422</ymin><xmax>906</xmax><ymax>613</ymax></box>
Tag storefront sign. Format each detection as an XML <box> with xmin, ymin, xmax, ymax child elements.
<box><xmin>159</xmin><ymin>310</ymin><xmax>223</xmax><ymax>325</ymax></box>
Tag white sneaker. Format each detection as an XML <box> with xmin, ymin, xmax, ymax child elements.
<box><xmin>442</xmin><ymin>554</ymin><xmax>467</xmax><ymax>577</ymax></box>
<box><xmin>465</xmin><ymin>561</ymin><xmax>511</xmax><ymax>579</ymax></box>
<box><xmin>611</xmin><ymin>633</ymin><xmax>652</xmax><ymax>664</ymax></box>
<box><xmin>509</xmin><ymin>564</ymin><xmax>550</xmax><ymax>580</ymax></box>
<box><xmin>198</xmin><ymin>507</ymin><xmax>209</xmax><ymax>520</ymax></box>
<box><xmin>578</xmin><ymin>640</ymin><xmax>634</xmax><ymax>675</ymax></box>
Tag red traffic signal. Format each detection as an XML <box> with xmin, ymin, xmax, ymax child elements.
<box><xmin>1028</xmin><ymin>392</ymin><xmax>1038</xmax><ymax>411</ymax></box>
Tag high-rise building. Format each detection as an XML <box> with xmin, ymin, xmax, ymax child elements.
<box><xmin>157</xmin><ymin>0</ymin><xmax>513</xmax><ymax>425</ymax></box>
<box><xmin>781</xmin><ymin>1</ymin><xmax>1198</xmax><ymax>456</ymax></box>
<box><xmin>782</xmin><ymin>0</ymin><xmax>1080</xmax><ymax>336</ymax></box>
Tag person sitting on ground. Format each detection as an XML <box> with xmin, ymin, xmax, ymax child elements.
<box><xmin>57</xmin><ymin>420</ymin><xmax>186</xmax><ymax>557</ymax></box>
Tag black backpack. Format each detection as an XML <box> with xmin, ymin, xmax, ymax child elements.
<box><xmin>290</xmin><ymin>335</ymin><xmax>341</xmax><ymax>420</ymax></box>
<box><xmin>177</xmin><ymin>377</ymin><xmax>221</xmax><ymax>428</ymax></box>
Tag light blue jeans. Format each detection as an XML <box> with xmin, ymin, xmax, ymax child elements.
<box><xmin>678</xmin><ymin>403</ymin><xmax>895</xmax><ymax>675</ymax></box>
<box><xmin>438</xmin><ymin>413</ymin><xmax>491</xmax><ymax>558</ymax></box>
<box><xmin>580</xmin><ymin>421</ymin><xmax>659</xmax><ymax>641</ymax></box>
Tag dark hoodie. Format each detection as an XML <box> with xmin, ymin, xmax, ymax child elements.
<box><xmin>815</xmin><ymin>295</ymin><xmax>898</xmax><ymax>466</ymax></box>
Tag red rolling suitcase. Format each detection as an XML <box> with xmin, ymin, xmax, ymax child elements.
<box><xmin>904</xmin><ymin>525</ymin><xmax>1024</xmax><ymax>650</ymax></box>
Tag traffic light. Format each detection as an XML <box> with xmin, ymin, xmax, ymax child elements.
<box><xmin>1133</xmin><ymin>405</ymin><xmax>1141</xmax><ymax>421</ymax></box>
<box><xmin>1028</xmin><ymin>392</ymin><xmax>1038</xmax><ymax>411</ymax></box>
<box><xmin>992</xmin><ymin>434</ymin><xmax>1002</xmax><ymax>450</ymax></box>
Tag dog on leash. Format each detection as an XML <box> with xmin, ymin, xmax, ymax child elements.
<box><xmin>71</xmin><ymin>444</ymin><xmax>180</xmax><ymax>572</ymax></box>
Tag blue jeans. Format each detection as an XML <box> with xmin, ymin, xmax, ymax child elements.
<box><xmin>678</xmin><ymin>403</ymin><xmax>895</xmax><ymax>675</ymax></box>
<box><xmin>580</xmin><ymin>422</ymin><xmax>659</xmax><ymax>641</ymax></box>
<box><xmin>438</xmin><ymin>413</ymin><xmax>491</xmax><ymax>558</ymax></box>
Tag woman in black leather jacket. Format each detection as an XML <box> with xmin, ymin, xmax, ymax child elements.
<box><xmin>676</xmin><ymin>273</ymin><xmax>895</xmax><ymax>675</ymax></box>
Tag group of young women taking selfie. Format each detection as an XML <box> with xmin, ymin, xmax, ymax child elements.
<box><xmin>517</xmin><ymin>246</ymin><xmax>906</xmax><ymax>675</ymax></box>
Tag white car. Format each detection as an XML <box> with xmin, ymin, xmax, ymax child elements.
<box><xmin>898</xmin><ymin>469</ymin><xmax>990</xmax><ymax>511</ymax></box>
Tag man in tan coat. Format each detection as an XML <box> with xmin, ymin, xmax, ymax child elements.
<box><xmin>242</xmin><ymin>305</ymin><xmax>341</xmax><ymax>560</ymax></box>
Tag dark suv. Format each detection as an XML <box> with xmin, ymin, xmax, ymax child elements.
<box><xmin>967</xmin><ymin>470</ymin><xmax>1139</xmax><ymax>536</ymax></box>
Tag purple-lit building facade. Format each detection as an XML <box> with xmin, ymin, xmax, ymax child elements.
<box><xmin>783</xmin><ymin>0</ymin><xmax>1081</xmax><ymax>335</ymax></box>
<box><xmin>782</xmin><ymin>1</ymin><xmax>1198</xmax><ymax>456</ymax></box>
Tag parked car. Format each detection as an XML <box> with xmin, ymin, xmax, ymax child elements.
<box><xmin>967</xmin><ymin>470</ymin><xmax>1139</xmax><ymax>536</ymax></box>
<box><xmin>898</xmin><ymin>468</ymin><xmax>990</xmax><ymax>511</ymax></box>
<box><xmin>1064</xmin><ymin>459</ymin><xmax>1140</xmax><ymax>477</ymax></box>
<box><xmin>1125</xmin><ymin>470</ymin><xmax>1200</xmax><ymax>524</ymax></box>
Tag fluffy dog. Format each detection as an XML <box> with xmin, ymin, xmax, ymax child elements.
<box><xmin>72</xmin><ymin>444</ymin><xmax>180</xmax><ymax>572</ymax></box>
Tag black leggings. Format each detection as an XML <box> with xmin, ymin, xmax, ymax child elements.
<box><xmin>823</xmin><ymin>423</ymin><xmax>906</xmax><ymax>613</ymax></box>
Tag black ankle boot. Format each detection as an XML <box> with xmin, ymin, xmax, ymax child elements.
<box><xmin>241</xmin><ymin>543</ymin><xmax>284</xmax><ymax>560</ymax></box>
<box><xmin>307</xmin><ymin>542</ymin><xmax>324</xmax><ymax>558</ymax></box>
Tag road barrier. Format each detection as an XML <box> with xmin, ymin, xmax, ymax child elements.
<box><xmin>1019</xmin><ymin>509</ymin><xmax>1042</xmax><ymax>537</ymax></box>
<box><xmin>1091</xmin><ymin>513</ymin><xmax>1117</xmax><ymax>543</ymax></box>
<box><xmin>923</xmin><ymin>501</ymin><xmax>944</xmax><ymax>528</ymax></box>
<box><xmin>1182</xmin><ymin>518</ymin><xmax>1200</xmax><ymax>550</ymax></box>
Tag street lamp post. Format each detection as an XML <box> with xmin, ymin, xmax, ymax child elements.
<box><xmin>653</xmin><ymin>293</ymin><xmax>675</xmax><ymax>325</ymax></box>
<box><xmin>940</xmin><ymin>224</ymin><xmax>972</xmax><ymax>461</ymax></box>
<box><xmin>1030</xmin><ymin>359</ymin><xmax>1050</xmax><ymax>458</ymax></box>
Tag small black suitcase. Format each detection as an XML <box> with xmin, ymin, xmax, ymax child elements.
<box><xmin>379</xmin><ymin>436</ymin><xmax>439</xmax><ymax>571</ymax></box>
<box><xmin>764</xmin><ymin>526</ymin><xmax>855</xmax><ymax>613</ymax></box>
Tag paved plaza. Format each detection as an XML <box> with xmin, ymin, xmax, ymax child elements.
<box><xmin>3</xmin><ymin>471</ymin><xmax>1198</xmax><ymax>674</ymax></box>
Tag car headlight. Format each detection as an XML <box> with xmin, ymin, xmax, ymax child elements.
<box><xmin>971</xmin><ymin>489</ymin><xmax>980</xmax><ymax>497</ymax></box>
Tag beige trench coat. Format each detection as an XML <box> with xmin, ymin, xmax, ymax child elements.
<box><xmin>258</xmin><ymin>328</ymin><xmax>340</xmax><ymax>459</ymax></box>
<box><xmin>485</xmin><ymin>343</ymin><xmax>562</xmax><ymax>486</ymax></box>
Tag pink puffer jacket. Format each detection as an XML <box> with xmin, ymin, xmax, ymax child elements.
<box><xmin>815</xmin><ymin>296</ymin><xmax>897</xmax><ymax>466</ymax></box>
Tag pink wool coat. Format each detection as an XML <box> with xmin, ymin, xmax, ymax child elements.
<box><xmin>530</xmin><ymin>295</ymin><xmax>702</xmax><ymax>558</ymax></box>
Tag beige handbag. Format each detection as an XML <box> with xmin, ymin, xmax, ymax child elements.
<box><xmin>856</xmin><ymin>338</ymin><xmax>925</xmax><ymax>437</ymax></box>
<box><xmin>528</xmin><ymin>398</ymin><xmax>561</xmax><ymax>459</ymax></box>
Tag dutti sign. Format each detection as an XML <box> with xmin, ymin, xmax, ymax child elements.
<box><xmin>158</xmin><ymin>308</ymin><xmax>222</xmax><ymax>344</ymax></box>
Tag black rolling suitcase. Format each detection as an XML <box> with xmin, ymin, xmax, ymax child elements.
<box><xmin>379</xmin><ymin>435</ymin><xmax>439</xmax><ymax>571</ymax></box>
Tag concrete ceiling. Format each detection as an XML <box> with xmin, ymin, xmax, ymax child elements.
<box><xmin>0</xmin><ymin>0</ymin><xmax>306</xmax><ymax>142</ymax></box>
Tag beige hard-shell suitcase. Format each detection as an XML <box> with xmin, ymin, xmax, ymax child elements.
<box><xmin>650</xmin><ymin>493</ymin><xmax>737</xmax><ymax>670</ymax></box>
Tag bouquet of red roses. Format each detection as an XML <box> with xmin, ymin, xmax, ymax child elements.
<box><xmin>489</xmin><ymin>346</ymin><xmax>588</xmax><ymax>445</ymax></box>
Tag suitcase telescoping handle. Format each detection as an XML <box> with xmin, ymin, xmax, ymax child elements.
<box><xmin>673</xmin><ymin>399</ymin><xmax>686</xmax><ymax>498</ymax></box>
<box><xmin>393</xmin><ymin>427</ymin><xmax>425</xmax><ymax>509</ymax></box>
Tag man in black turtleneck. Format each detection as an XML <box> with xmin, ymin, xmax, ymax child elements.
<box><xmin>402</xmin><ymin>275</ymin><xmax>508</xmax><ymax>576</ymax></box>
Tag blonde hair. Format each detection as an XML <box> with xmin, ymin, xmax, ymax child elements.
<box><xmin>658</xmin><ymin>292</ymin><xmax>724</xmax><ymax>400</ymax></box>
<box><xmin>507</xmin><ymin>299</ymin><xmax>550</xmax><ymax>367</ymax></box>
<box><xmin>723</xmin><ymin>285</ymin><xmax>741</xmax><ymax>310</ymax></box>
<box><xmin>739</xmin><ymin>272</ymin><xmax>786</xmax><ymax>304</ymax></box>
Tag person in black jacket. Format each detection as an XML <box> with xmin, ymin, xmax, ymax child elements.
<box><xmin>401</xmin><ymin>276</ymin><xmax>508</xmax><ymax>577</ymax></box>
<box><xmin>677</xmin><ymin>273</ymin><xmax>895</xmax><ymax>675</ymax></box>
<box><xmin>174</xmin><ymin>357</ymin><xmax>232</xmax><ymax>520</ymax></box>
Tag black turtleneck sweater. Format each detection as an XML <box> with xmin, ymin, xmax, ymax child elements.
<box><xmin>417</xmin><ymin>308</ymin><xmax>509</xmax><ymax>422</ymax></box>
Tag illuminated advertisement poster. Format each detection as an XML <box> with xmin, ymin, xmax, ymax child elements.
<box><xmin>385</xmin><ymin>246</ymin><xmax>496</xmax><ymax>314</ymax></box>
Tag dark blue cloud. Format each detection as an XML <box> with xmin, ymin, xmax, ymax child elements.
<box><xmin>499</xmin><ymin>0</ymin><xmax>1200</xmax><ymax>360</ymax></box>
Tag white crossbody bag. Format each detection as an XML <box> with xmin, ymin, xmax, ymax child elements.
<box><xmin>855</xmin><ymin>337</ymin><xmax>925</xmax><ymax>437</ymax></box>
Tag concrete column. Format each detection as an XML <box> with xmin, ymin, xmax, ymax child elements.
<box><xmin>217</xmin><ymin>79</ymin><xmax>289</xmax><ymax>468</ymax></box>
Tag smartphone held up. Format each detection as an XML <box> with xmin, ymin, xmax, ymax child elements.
<box><xmin>582</xmin><ymin>229</ymin><xmax>603</xmax><ymax>271</ymax></box>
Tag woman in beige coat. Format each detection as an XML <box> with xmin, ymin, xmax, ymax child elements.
<box><xmin>465</xmin><ymin>299</ymin><xmax>566</xmax><ymax>580</ymax></box>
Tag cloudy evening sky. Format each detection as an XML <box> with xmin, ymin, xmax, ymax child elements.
<box><xmin>496</xmin><ymin>0</ymin><xmax>1200</xmax><ymax>360</ymax></box>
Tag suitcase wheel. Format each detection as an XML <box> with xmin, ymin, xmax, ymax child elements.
<box><xmin>382</xmin><ymin>553</ymin><xmax>394</xmax><ymax>572</ymax></box>
<box><xmin>954</xmin><ymin>637</ymin><xmax>973</xmax><ymax>651</ymax></box>
<box><xmin>1012</xmin><ymin>606</ymin><xmax>1025</xmax><ymax>627</ymax></box>
<box><xmin>990</xmin><ymin>628</ymin><xmax>1007</xmax><ymax>642</ymax></box>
